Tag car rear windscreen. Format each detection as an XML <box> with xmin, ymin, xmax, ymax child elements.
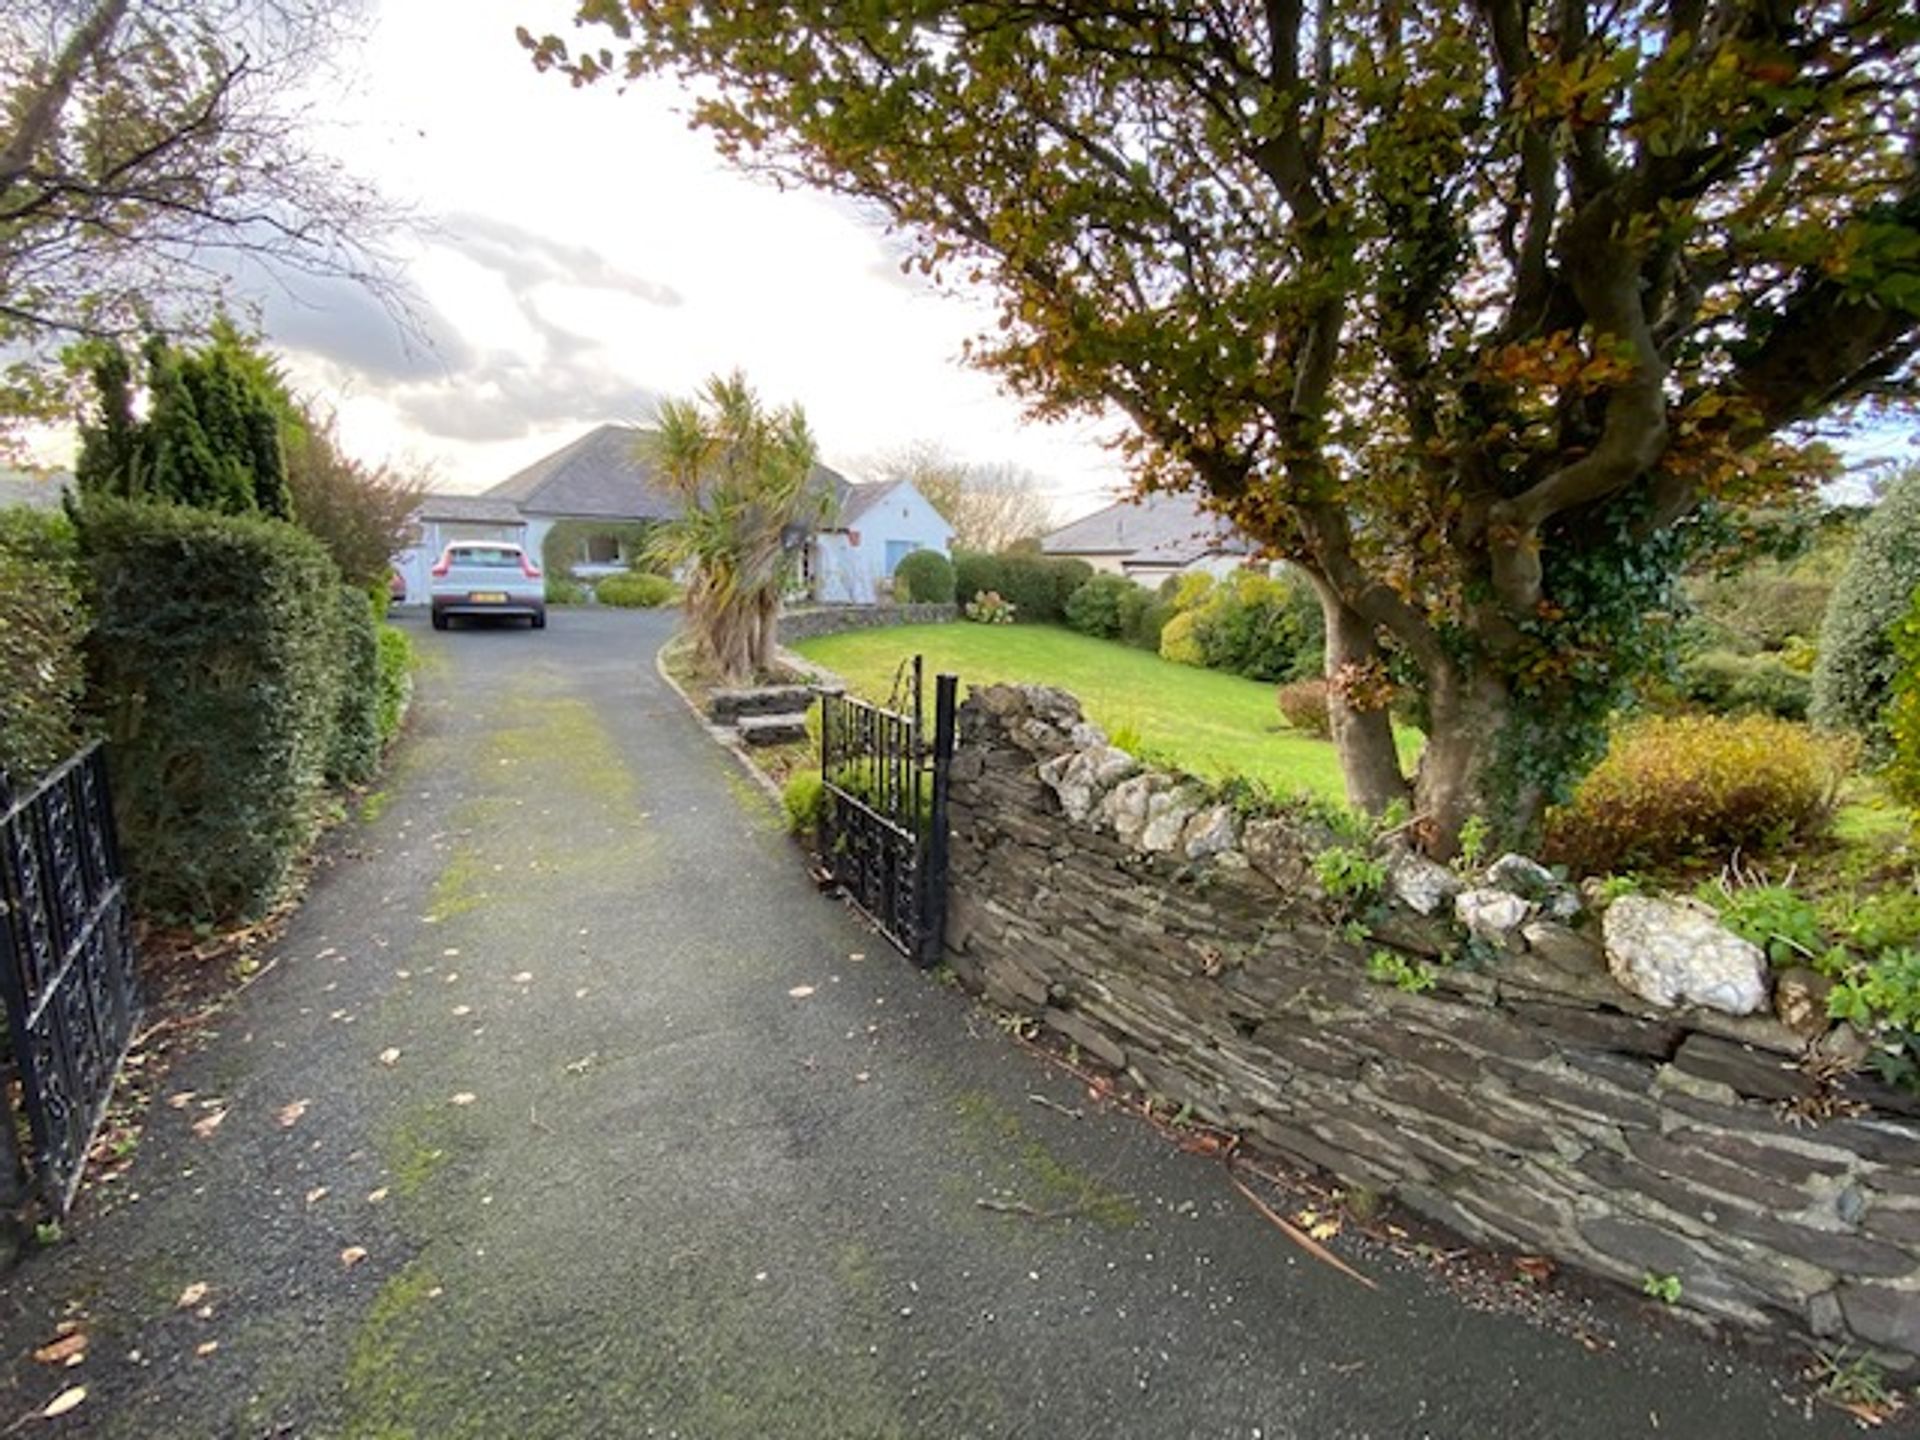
<box><xmin>449</xmin><ymin>548</ymin><xmax>521</xmax><ymax>567</ymax></box>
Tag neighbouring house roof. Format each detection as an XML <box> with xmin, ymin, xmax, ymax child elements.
<box><xmin>0</xmin><ymin>469</ymin><xmax>71</xmax><ymax>511</ymax></box>
<box><xmin>1122</xmin><ymin>530</ymin><xmax>1255</xmax><ymax>569</ymax></box>
<box><xmin>416</xmin><ymin>493</ymin><xmax>527</xmax><ymax>526</ymax></box>
<box><xmin>1042</xmin><ymin>491</ymin><xmax>1245</xmax><ymax>560</ymax></box>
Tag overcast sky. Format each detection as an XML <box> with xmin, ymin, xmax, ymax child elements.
<box><xmin>238</xmin><ymin>0</ymin><xmax>1132</xmax><ymax>513</ymax></box>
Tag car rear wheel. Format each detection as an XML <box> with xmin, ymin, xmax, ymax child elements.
<box><xmin>432</xmin><ymin>611</ymin><xmax>448</xmax><ymax>631</ymax></box>
<box><xmin>531</xmin><ymin>611</ymin><xmax>546</xmax><ymax>630</ymax></box>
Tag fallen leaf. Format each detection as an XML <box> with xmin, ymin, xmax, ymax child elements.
<box><xmin>563</xmin><ymin>1054</ymin><xmax>596</xmax><ymax>1076</ymax></box>
<box><xmin>442</xmin><ymin>948</ymin><xmax>460</xmax><ymax>957</ymax></box>
<box><xmin>195</xmin><ymin>1340</ymin><xmax>219</xmax><ymax>1358</ymax></box>
<box><xmin>340</xmin><ymin>1246</ymin><xmax>367</xmax><ymax>1268</ymax></box>
<box><xmin>275</xmin><ymin>1099</ymin><xmax>310</xmax><ymax>1129</ymax></box>
<box><xmin>450</xmin><ymin>1092</ymin><xmax>476</xmax><ymax>1106</ymax></box>
<box><xmin>190</xmin><ymin>1110</ymin><xmax>226</xmax><ymax>1139</ymax></box>
<box><xmin>379</xmin><ymin>1048</ymin><xmax>401</xmax><ymax>1067</ymax></box>
<box><xmin>1514</xmin><ymin>1255</ymin><xmax>1556</xmax><ymax>1284</ymax></box>
<box><xmin>788</xmin><ymin>985</ymin><xmax>816</xmax><ymax>999</ymax></box>
<box><xmin>165</xmin><ymin>1092</ymin><xmax>194</xmax><ymax>1110</ymax></box>
<box><xmin>451</xmin><ymin>1005</ymin><xmax>471</xmax><ymax>1017</ymax></box>
<box><xmin>176</xmin><ymin>1282</ymin><xmax>208</xmax><ymax>1309</ymax></box>
<box><xmin>195</xmin><ymin>1305</ymin><xmax>214</xmax><ymax>1320</ymax></box>
<box><xmin>32</xmin><ymin>1332</ymin><xmax>87</xmax><ymax>1366</ymax></box>
<box><xmin>42</xmin><ymin>1386</ymin><xmax>86</xmax><ymax>1418</ymax></box>
<box><xmin>855</xmin><ymin>1072</ymin><xmax>870</xmax><ymax>1083</ymax></box>
<box><xmin>366</xmin><ymin>1187</ymin><xmax>389</xmax><ymax>1204</ymax></box>
<box><xmin>574</xmin><ymin>988</ymin><xmax>588</xmax><ymax>1000</ymax></box>
<box><xmin>305</xmin><ymin>1186</ymin><xmax>329</xmax><ymax>1206</ymax></box>
<box><xmin>395</xmin><ymin>969</ymin><xmax>411</xmax><ymax>980</ymax></box>
<box><xmin>849</xmin><ymin>952</ymin><xmax>866</xmax><ymax>962</ymax></box>
<box><xmin>511</xmin><ymin>971</ymin><xmax>533</xmax><ymax>985</ymax></box>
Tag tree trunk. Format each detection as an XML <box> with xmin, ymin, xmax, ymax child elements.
<box><xmin>1414</xmin><ymin>659</ymin><xmax>1544</xmax><ymax>858</ymax></box>
<box><xmin>1315</xmin><ymin>582</ymin><xmax>1410</xmax><ymax>817</ymax></box>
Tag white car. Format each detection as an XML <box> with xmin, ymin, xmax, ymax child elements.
<box><xmin>429</xmin><ymin>542</ymin><xmax>546</xmax><ymax>630</ymax></box>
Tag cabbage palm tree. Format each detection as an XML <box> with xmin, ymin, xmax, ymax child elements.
<box><xmin>646</xmin><ymin>371</ymin><xmax>831</xmax><ymax>684</ymax></box>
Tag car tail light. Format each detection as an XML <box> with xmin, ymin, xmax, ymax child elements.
<box><xmin>430</xmin><ymin>556</ymin><xmax>450</xmax><ymax>578</ymax></box>
<box><xmin>520</xmin><ymin>555</ymin><xmax>542</xmax><ymax>580</ymax></box>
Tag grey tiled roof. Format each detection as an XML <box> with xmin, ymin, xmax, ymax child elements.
<box><xmin>485</xmin><ymin>424</ymin><xmax>680</xmax><ymax>521</ymax></box>
<box><xmin>836</xmin><ymin>479</ymin><xmax>908</xmax><ymax>526</ymax></box>
<box><xmin>486</xmin><ymin>423</ymin><xmax>852</xmax><ymax>524</ymax></box>
<box><xmin>416</xmin><ymin>493</ymin><xmax>527</xmax><ymax>525</ymax></box>
<box><xmin>1042</xmin><ymin>491</ymin><xmax>1244</xmax><ymax>558</ymax></box>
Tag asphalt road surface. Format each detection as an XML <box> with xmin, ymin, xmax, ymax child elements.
<box><xmin>0</xmin><ymin>608</ymin><xmax>1867</xmax><ymax>1438</ymax></box>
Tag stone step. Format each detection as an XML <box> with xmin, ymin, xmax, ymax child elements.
<box><xmin>737</xmin><ymin>713</ymin><xmax>811</xmax><ymax>747</ymax></box>
<box><xmin>709</xmin><ymin>685</ymin><xmax>820</xmax><ymax>723</ymax></box>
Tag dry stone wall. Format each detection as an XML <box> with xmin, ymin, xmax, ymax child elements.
<box><xmin>943</xmin><ymin>684</ymin><xmax>1920</xmax><ymax>1365</ymax></box>
<box><xmin>777</xmin><ymin>603</ymin><xmax>957</xmax><ymax>646</ymax></box>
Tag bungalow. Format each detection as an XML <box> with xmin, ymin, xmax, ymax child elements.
<box><xmin>393</xmin><ymin>423</ymin><xmax>950</xmax><ymax>605</ymax></box>
<box><xmin>808</xmin><ymin>477</ymin><xmax>954</xmax><ymax>604</ymax></box>
<box><xmin>1041</xmin><ymin>491</ymin><xmax>1255</xmax><ymax>585</ymax></box>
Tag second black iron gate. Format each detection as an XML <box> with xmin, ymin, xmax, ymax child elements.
<box><xmin>818</xmin><ymin>658</ymin><xmax>957</xmax><ymax>966</ymax></box>
<box><xmin>0</xmin><ymin>744</ymin><xmax>141</xmax><ymax>1212</ymax></box>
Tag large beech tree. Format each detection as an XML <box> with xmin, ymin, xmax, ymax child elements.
<box><xmin>528</xmin><ymin>2</ymin><xmax>1920</xmax><ymax>849</ymax></box>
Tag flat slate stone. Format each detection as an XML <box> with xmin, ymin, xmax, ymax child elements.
<box><xmin>709</xmin><ymin>685</ymin><xmax>820</xmax><ymax>722</ymax></box>
<box><xmin>736</xmin><ymin>713</ymin><xmax>810</xmax><ymax>746</ymax></box>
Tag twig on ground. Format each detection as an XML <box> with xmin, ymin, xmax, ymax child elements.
<box><xmin>1027</xmin><ymin>1092</ymin><xmax>1082</xmax><ymax>1120</ymax></box>
<box><xmin>975</xmin><ymin>1196</ymin><xmax>1093</xmax><ymax>1222</ymax></box>
<box><xmin>1227</xmin><ymin>1171</ymin><xmax>1378</xmax><ymax>1291</ymax></box>
<box><xmin>529</xmin><ymin>1104</ymin><xmax>551</xmax><ymax>1135</ymax></box>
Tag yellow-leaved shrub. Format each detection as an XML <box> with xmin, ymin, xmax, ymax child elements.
<box><xmin>1544</xmin><ymin>713</ymin><xmax>1853</xmax><ymax>873</ymax></box>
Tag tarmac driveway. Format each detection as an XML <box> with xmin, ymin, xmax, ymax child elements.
<box><xmin>0</xmin><ymin>607</ymin><xmax>1862</xmax><ymax>1437</ymax></box>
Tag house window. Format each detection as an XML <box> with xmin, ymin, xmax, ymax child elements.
<box><xmin>584</xmin><ymin>534</ymin><xmax>621</xmax><ymax>564</ymax></box>
<box><xmin>885</xmin><ymin>540</ymin><xmax>919</xmax><ymax>575</ymax></box>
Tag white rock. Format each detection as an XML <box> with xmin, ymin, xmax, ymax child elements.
<box><xmin>1455</xmin><ymin>887</ymin><xmax>1532</xmax><ymax>944</ymax></box>
<box><xmin>1602</xmin><ymin>895</ymin><xmax>1770</xmax><ymax>1015</ymax></box>
<box><xmin>1140</xmin><ymin>787</ymin><xmax>1204</xmax><ymax>853</ymax></box>
<box><xmin>1487</xmin><ymin>852</ymin><xmax>1557</xmax><ymax>897</ymax></box>
<box><xmin>1387</xmin><ymin>851</ymin><xmax>1462</xmax><ymax>917</ymax></box>
<box><xmin>1039</xmin><ymin>746</ymin><xmax>1140</xmax><ymax>822</ymax></box>
<box><xmin>1069</xmin><ymin>722</ymin><xmax>1109</xmax><ymax>750</ymax></box>
<box><xmin>1098</xmin><ymin>774</ymin><xmax>1167</xmax><ymax>846</ymax></box>
<box><xmin>1181</xmin><ymin>805</ymin><xmax>1239</xmax><ymax>860</ymax></box>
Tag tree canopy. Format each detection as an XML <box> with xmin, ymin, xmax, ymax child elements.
<box><xmin>532</xmin><ymin>1</ymin><xmax>1920</xmax><ymax>849</ymax></box>
<box><xmin>0</xmin><ymin>0</ymin><xmax>400</xmax><ymax>431</ymax></box>
<box><xmin>75</xmin><ymin>323</ymin><xmax>295</xmax><ymax>518</ymax></box>
<box><xmin>869</xmin><ymin>441</ymin><xmax>1056</xmax><ymax>551</ymax></box>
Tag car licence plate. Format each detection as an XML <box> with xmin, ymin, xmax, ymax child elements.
<box><xmin>470</xmin><ymin>591</ymin><xmax>508</xmax><ymax>603</ymax></box>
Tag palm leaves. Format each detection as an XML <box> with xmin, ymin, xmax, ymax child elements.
<box><xmin>645</xmin><ymin>371</ymin><xmax>832</xmax><ymax>683</ymax></box>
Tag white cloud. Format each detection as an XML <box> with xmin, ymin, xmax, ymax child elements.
<box><xmin>260</xmin><ymin>0</ymin><xmax>1131</xmax><ymax>505</ymax></box>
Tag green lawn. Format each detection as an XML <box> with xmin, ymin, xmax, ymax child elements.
<box><xmin>795</xmin><ymin>622</ymin><xmax>1408</xmax><ymax>802</ymax></box>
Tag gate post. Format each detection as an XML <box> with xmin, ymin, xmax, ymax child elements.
<box><xmin>916</xmin><ymin>673</ymin><xmax>959</xmax><ymax>968</ymax></box>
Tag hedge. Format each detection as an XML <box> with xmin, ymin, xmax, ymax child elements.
<box><xmin>596</xmin><ymin>570</ymin><xmax>678</xmax><ymax>607</ymax></box>
<box><xmin>1676</xmin><ymin>648</ymin><xmax>1811</xmax><ymax>721</ymax></box>
<box><xmin>953</xmin><ymin>550</ymin><xmax>1092</xmax><ymax>623</ymax></box>
<box><xmin>79</xmin><ymin>498</ymin><xmax>344</xmax><ymax>921</ymax></box>
<box><xmin>0</xmin><ymin>508</ymin><xmax>88</xmax><ymax>784</ymax></box>
<box><xmin>375</xmin><ymin>624</ymin><xmax>414</xmax><ymax>746</ymax></box>
<box><xmin>894</xmin><ymin>549</ymin><xmax>956</xmax><ymax>604</ymax></box>
<box><xmin>327</xmin><ymin>588</ymin><xmax>382</xmax><ymax>787</ymax></box>
<box><xmin>1812</xmin><ymin>467</ymin><xmax>1920</xmax><ymax>756</ymax></box>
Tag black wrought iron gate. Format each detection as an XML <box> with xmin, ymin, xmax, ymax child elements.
<box><xmin>0</xmin><ymin>744</ymin><xmax>140</xmax><ymax>1212</ymax></box>
<box><xmin>819</xmin><ymin>658</ymin><xmax>957</xmax><ymax>966</ymax></box>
